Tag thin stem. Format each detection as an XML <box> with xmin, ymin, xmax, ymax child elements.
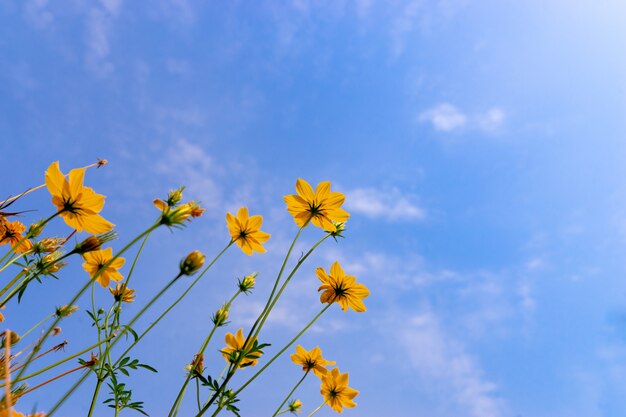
<box><xmin>271</xmin><ymin>371</ymin><xmax>309</xmax><ymax>417</ymax></box>
<box><xmin>8</xmin><ymin>336</ymin><xmax>113</xmax><ymax>385</ymax></box>
<box><xmin>207</xmin><ymin>304</ymin><xmax>332</xmax><ymax>417</ymax></box>
<box><xmin>47</xmin><ymin>370</ymin><xmax>90</xmax><ymax>416</ymax></box>
<box><xmin>234</xmin><ymin>304</ymin><xmax>331</xmax><ymax>397</ymax></box>
<box><xmin>14</xmin><ymin>223</ymin><xmax>160</xmax><ymax>384</ymax></box>
<box><xmin>87</xmin><ymin>241</ymin><xmax>233</xmax><ymax>415</ymax></box>
<box><xmin>199</xmin><ymin>229</ymin><xmax>305</xmax><ymax>414</ymax></box>
<box><xmin>87</xmin><ymin>378</ymin><xmax>103</xmax><ymax>417</ymax></box>
<box><xmin>112</xmin><ymin>241</ymin><xmax>233</xmax><ymax>370</ymax></box>
<box><xmin>18</xmin><ymin>362</ymin><xmax>89</xmax><ymax>397</ymax></box>
<box><xmin>4</xmin><ymin>330</ymin><xmax>11</xmax><ymax>411</ymax></box>
<box><xmin>20</xmin><ymin>313</ymin><xmax>54</xmax><ymax>340</ymax></box>
<box><xmin>196</xmin><ymin>378</ymin><xmax>202</xmax><ymax>412</ymax></box>
<box><xmin>306</xmin><ymin>399</ymin><xmax>328</xmax><ymax>417</ymax></box>
<box><xmin>0</xmin><ymin>251</ymin><xmax>31</xmax><ymax>275</ymax></box>
<box><xmin>253</xmin><ymin>233</ymin><xmax>330</xmax><ymax>340</ymax></box>
<box><xmin>169</xmin><ymin>290</ymin><xmax>240</xmax><ymax>417</ymax></box>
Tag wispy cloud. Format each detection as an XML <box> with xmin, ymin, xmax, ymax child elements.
<box><xmin>84</xmin><ymin>1</ymin><xmax>123</xmax><ymax>77</ymax></box>
<box><xmin>419</xmin><ymin>103</ymin><xmax>506</xmax><ymax>133</ymax></box>
<box><xmin>419</xmin><ymin>103</ymin><xmax>467</xmax><ymax>132</ymax></box>
<box><xmin>398</xmin><ymin>311</ymin><xmax>504</xmax><ymax>417</ymax></box>
<box><xmin>345</xmin><ymin>188</ymin><xmax>425</xmax><ymax>221</ymax></box>
<box><xmin>23</xmin><ymin>0</ymin><xmax>53</xmax><ymax>28</ymax></box>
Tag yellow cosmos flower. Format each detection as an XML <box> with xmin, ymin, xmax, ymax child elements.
<box><xmin>0</xmin><ymin>219</ymin><xmax>33</xmax><ymax>253</ymax></box>
<box><xmin>320</xmin><ymin>368</ymin><xmax>359</xmax><ymax>413</ymax></box>
<box><xmin>82</xmin><ymin>247</ymin><xmax>125</xmax><ymax>288</ymax></box>
<box><xmin>317</xmin><ymin>261</ymin><xmax>369</xmax><ymax>312</ymax></box>
<box><xmin>283</xmin><ymin>179</ymin><xmax>349</xmax><ymax>232</ymax></box>
<box><xmin>45</xmin><ymin>161</ymin><xmax>114</xmax><ymax>234</ymax></box>
<box><xmin>221</xmin><ymin>328</ymin><xmax>262</xmax><ymax>368</ymax></box>
<box><xmin>290</xmin><ymin>345</ymin><xmax>335</xmax><ymax>378</ymax></box>
<box><xmin>225</xmin><ymin>207</ymin><xmax>270</xmax><ymax>255</ymax></box>
<box><xmin>109</xmin><ymin>283</ymin><xmax>135</xmax><ymax>303</ymax></box>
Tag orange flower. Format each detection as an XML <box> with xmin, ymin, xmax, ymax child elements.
<box><xmin>0</xmin><ymin>219</ymin><xmax>33</xmax><ymax>253</ymax></box>
<box><xmin>290</xmin><ymin>345</ymin><xmax>335</xmax><ymax>378</ymax></box>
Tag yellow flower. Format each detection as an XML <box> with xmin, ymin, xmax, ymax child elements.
<box><xmin>317</xmin><ymin>261</ymin><xmax>369</xmax><ymax>312</ymax></box>
<box><xmin>225</xmin><ymin>207</ymin><xmax>270</xmax><ymax>255</ymax></box>
<box><xmin>283</xmin><ymin>179</ymin><xmax>349</xmax><ymax>232</ymax></box>
<box><xmin>45</xmin><ymin>161</ymin><xmax>113</xmax><ymax>234</ymax></box>
<box><xmin>221</xmin><ymin>328</ymin><xmax>262</xmax><ymax>368</ymax></box>
<box><xmin>82</xmin><ymin>248</ymin><xmax>125</xmax><ymax>288</ymax></box>
<box><xmin>109</xmin><ymin>283</ymin><xmax>135</xmax><ymax>303</ymax></box>
<box><xmin>0</xmin><ymin>219</ymin><xmax>33</xmax><ymax>253</ymax></box>
<box><xmin>290</xmin><ymin>345</ymin><xmax>335</xmax><ymax>378</ymax></box>
<box><xmin>320</xmin><ymin>368</ymin><xmax>359</xmax><ymax>413</ymax></box>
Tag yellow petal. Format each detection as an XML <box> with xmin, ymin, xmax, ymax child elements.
<box><xmin>330</xmin><ymin>261</ymin><xmax>345</xmax><ymax>279</ymax></box>
<box><xmin>315</xmin><ymin>181</ymin><xmax>331</xmax><ymax>200</ymax></box>
<box><xmin>68</xmin><ymin>168</ymin><xmax>86</xmax><ymax>198</ymax></box>
<box><xmin>295</xmin><ymin>179</ymin><xmax>315</xmax><ymax>201</ymax></box>
<box><xmin>45</xmin><ymin>161</ymin><xmax>65</xmax><ymax>197</ymax></box>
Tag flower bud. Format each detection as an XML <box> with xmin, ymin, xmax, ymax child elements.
<box><xmin>39</xmin><ymin>252</ymin><xmax>66</xmax><ymax>275</ymax></box>
<box><xmin>72</xmin><ymin>231</ymin><xmax>118</xmax><ymax>255</ymax></box>
<box><xmin>1</xmin><ymin>330</ymin><xmax>20</xmax><ymax>346</ymax></box>
<box><xmin>179</xmin><ymin>250</ymin><xmax>205</xmax><ymax>276</ymax></box>
<box><xmin>55</xmin><ymin>305</ymin><xmax>79</xmax><ymax>318</ymax></box>
<box><xmin>238</xmin><ymin>272</ymin><xmax>258</xmax><ymax>293</ymax></box>
<box><xmin>212</xmin><ymin>305</ymin><xmax>230</xmax><ymax>327</ymax></box>
<box><xmin>167</xmin><ymin>187</ymin><xmax>185</xmax><ymax>207</ymax></box>
<box><xmin>34</xmin><ymin>237</ymin><xmax>64</xmax><ymax>254</ymax></box>
<box><xmin>27</xmin><ymin>220</ymin><xmax>45</xmax><ymax>237</ymax></box>
<box><xmin>288</xmin><ymin>399</ymin><xmax>303</xmax><ymax>414</ymax></box>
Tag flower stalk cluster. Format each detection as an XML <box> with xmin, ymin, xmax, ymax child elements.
<box><xmin>0</xmin><ymin>165</ymin><xmax>370</xmax><ymax>417</ymax></box>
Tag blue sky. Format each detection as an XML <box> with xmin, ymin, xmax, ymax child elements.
<box><xmin>2</xmin><ymin>1</ymin><xmax>626</xmax><ymax>416</ymax></box>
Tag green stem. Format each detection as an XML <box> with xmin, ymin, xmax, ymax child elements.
<box><xmin>271</xmin><ymin>371</ymin><xmax>309</xmax><ymax>417</ymax></box>
<box><xmin>196</xmin><ymin>378</ymin><xmax>202</xmax><ymax>412</ymax></box>
<box><xmin>87</xmin><ymin>378</ymin><xmax>103</xmax><ymax>417</ymax></box>
<box><xmin>306</xmin><ymin>399</ymin><xmax>328</xmax><ymax>417</ymax></box>
<box><xmin>15</xmin><ymin>223</ymin><xmax>160</xmax><ymax>384</ymax></box>
<box><xmin>84</xmin><ymin>241</ymin><xmax>233</xmax><ymax>415</ymax></box>
<box><xmin>7</xmin><ymin>336</ymin><xmax>113</xmax><ymax>386</ymax></box>
<box><xmin>20</xmin><ymin>313</ymin><xmax>54</xmax><ymax>340</ymax></box>
<box><xmin>207</xmin><ymin>304</ymin><xmax>332</xmax><ymax>417</ymax></box>
<box><xmin>0</xmin><ymin>251</ymin><xmax>31</xmax><ymax>275</ymax></box>
<box><xmin>112</xmin><ymin>241</ymin><xmax>233</xmax><ymax>371</ymax></box>
<box><xmin>169</xmin><ymin>290</ymin><xmax>240</xmax><ymax>417</ymax></box>
<box><xmin>235</xmin><ymin>304</ymin><xmax>331</xmax><ymax>397</ymax></box>
<box><xmin>0</xmin><ymin>269</ymin><xmax>27</xmax><ymax>299</ymax></box>
<box><xmin>253</xmin><ymin>233</ymin><xmax>330</xmax><ymax>341</ymax></box>
<box><xmin>199</xmin><ymin>229</ymin><xmax>330</xmax><ymax>415</ymax></box>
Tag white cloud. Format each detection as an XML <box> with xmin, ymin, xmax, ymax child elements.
<box><xmin>420</xmin><ymin>103</ymin><xmax>507</xmax><ymax>134</ymax></box>
<box><xmin>399</xmin><ymin>312</ymin><xmax>504</xmax><ymax>417</ymax></box>
<box><xmin>419</xmin><ymin>103</ymin><xmax>467</xmax><ymax>132</ymax></box>
<box><xmin>84</xmin><ymin>2</ymin><xmax>122</xmax><ymax>77</ymax></box>
<box><xmin>479</xmin><ymin>107</ymin><xmax>506</xmax><ymax>132</ymax></box>
<box><xmin>345</xmin><ymin>188</ymin><xmax>425</xmax><ymax>221</ymax></box>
